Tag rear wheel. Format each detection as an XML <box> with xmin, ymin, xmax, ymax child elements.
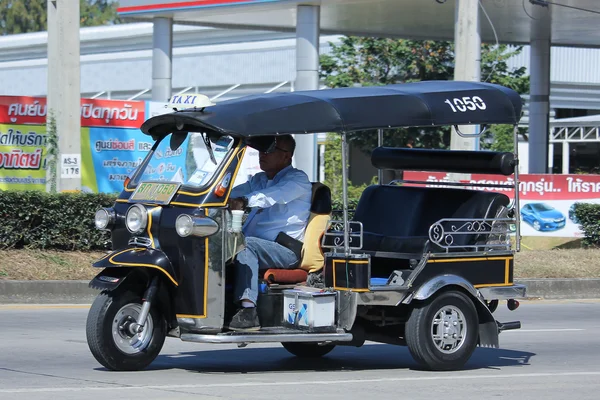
<box><xmin>281</xmin><ymin>342</ymin><xmax>336</xmax><ymax>358</ymax></box>
<box><xmin>86</xmin><ymin>289</ymin><xmax>166</xmax><ymax>371</ymax></box>
<box><xmin>405</xmin><ymin>290</ymin><xmax>478</xmax><ymax>371</ymax></box>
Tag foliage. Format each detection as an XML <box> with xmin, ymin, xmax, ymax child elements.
<box><xmin>0</xmin><ymin>191</ymin><xmax>116</xmax><ymax>250</ymax></box>
<box><xmin>0</xmin><ymin>0</ymin><xmax>121</xmax><ymax>35</ymax></box>
<box><xmin>322</xmin><ymin>132</ymin><xmax>369</xmax><ymax>201</ymax></box>
<box><xmin>319</xmin><ymin>37</ymin><xmax>530</xmax><ymax>152</ymax></box>
<box><xmin>573</xmin><ymin>203</ymin><xmax>600</xmax><ymax>247</ymax></box>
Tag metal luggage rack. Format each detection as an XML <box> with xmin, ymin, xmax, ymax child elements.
<box><xmin>428</xmin><ymin>217</ymin><xmax>515</xmax><ymax>252</ymax></box>
<box><xmin>321</xmin><ymin>220</ymin><xmax>364</xmax><ymax>252</ymax></box>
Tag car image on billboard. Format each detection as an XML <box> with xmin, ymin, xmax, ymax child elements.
<box><xmin>521</xmin><ymin>202</ymin><xmax>566</xmax><ymax>232</ymax></box>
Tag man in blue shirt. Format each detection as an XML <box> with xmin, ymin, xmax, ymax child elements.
<box><xmin>227</xmin><ymin>135</ymin><xmax>312</xmax><ymax>331</ymax></box>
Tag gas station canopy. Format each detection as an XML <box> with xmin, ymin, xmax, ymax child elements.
<box><xmin>118</xmin><ymin>0</ymin><xmax>600</xmax><ymax>47</ymax></box>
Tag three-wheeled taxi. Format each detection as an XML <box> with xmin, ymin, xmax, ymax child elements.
<box><xmin>86</xmin><ymin>81</ymin><xmax>527</xmax><ymax>372</ymax></box>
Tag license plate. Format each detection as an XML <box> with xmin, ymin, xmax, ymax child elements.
<box><xmin>129</xmin><ymin>181</ymin><xmax>181</xmax><ymax>205</ymax></box>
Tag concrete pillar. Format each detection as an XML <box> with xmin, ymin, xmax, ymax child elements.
<box><xmin>562</xmin><ymin>141</ymin><xmax>569</xmax><ymax>174</ymax></box>
<box><xmin>294</xmin><ymin>5</ymin><xmax>320</xmax><ymax>181</ymax></box>
<box><xmin>529</xmin><ymin>3</ymin><xmax>552</xmax><ymax>173</ymax></box>
<box><xmin>47</xmin><ymin>1</ymin><xmax>58</xmax><ymax>190</ymax></box>
<box><xmin>47</xmin><ymin>0</ymin><xmax>81</xmax><ymax>192</ymax></box>
<box><xmin>152</xmin><ymin>17</ymin><xmax>173</xmax><ymax>102</ymax></box>
<box><xmin>451</xmin><ymin>0</ymin><xmax>481</xmax><ymax>151</ymax></box>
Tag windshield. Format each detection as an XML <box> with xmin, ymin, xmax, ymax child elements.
<box><xmin>133</xmin><ymin>132</ymin><xmax>235</xmax><ymax>188</ymax></box>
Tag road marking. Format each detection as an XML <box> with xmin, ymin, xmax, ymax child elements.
<box><xmin>2</xmin><ymin>371</ymin><xmax>600</xmax><ymax>393</ymax></box>
<box><xmin>0</xmin><ymin>305</ymin><xmax>90</xmax><ymax>310</ymax></box>
<box><xmin>504</xmin><ymin>328</ymin><xmax>585</xmax><ymax>333</ymax></box>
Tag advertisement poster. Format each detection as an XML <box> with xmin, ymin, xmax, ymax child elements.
<box><xmin>0</xmin><ymin>124</ymin><xmax>47</xmax><ymax>191</ymax></box>
<box><xmin>1</xmin><ymin>96</ymin><xmax>261</xmax><ymax>193</ymax></box>
<box><xmin>0</xmin><ymin>95</ymin><xmax>147</xmax><ymax>193</ymax></box>
<box><xmin>404</xmin><ymin>172</ymin><xmax>600</xmax><ymax>237</ymax></box>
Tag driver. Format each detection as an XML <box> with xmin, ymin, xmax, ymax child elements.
<box><xmin>227</xmin><ymin>135</ymin><xmax>312</xmax><ymax>331</ymax></box>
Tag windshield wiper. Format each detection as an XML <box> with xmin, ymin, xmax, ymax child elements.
<box><xmin>202</xmin><ymin>132</ymin><xmax>217</xmax><ymax>165</ymax></box>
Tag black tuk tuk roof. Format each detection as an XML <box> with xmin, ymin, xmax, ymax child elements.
<box><xmin>140</xmin><ymin>81</ymin><xmax>523</xmax><ymax>138</ymax></box>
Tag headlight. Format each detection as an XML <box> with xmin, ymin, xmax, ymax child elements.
<box><xmin>175</xmin><ymin>214</ymin><xmax>219</xmax><ymax>238</ymax></box>
<box><xmin>126</xmin><ymin>204</ymin><xmax>148</xmax><ymax>234</ymax></box>
<box><xmin>94</xmin><ymin>208</ymin><xmax>115</xmax><ymax>230</ymax></box>
<box><xmin>175</xmin><ymin>214</ymin><xmax>194</xmax><ymax>237</ymax></box>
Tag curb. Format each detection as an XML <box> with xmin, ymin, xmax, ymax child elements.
<box><xmin>0</xmin><ymin>280</ymin><xmax>97</xmax><ymax>304</ymax></box>
<box><xmin>515</xmin><ymin>278</ymin><xmax>600</xmax><ymax>300</ymax></box>
<box><xmin>1</xmin><ymin>279</ymin><xmax>600</xmax><ymax>304</ymax></box>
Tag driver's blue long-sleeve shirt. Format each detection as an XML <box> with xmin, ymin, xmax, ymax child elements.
<box><xmin>230</xmin><ymin>165</ymin><xmax>312</xmax><ymax>242</ymax></box>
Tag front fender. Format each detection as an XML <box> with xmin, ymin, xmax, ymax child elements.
<box><xmin>92</xmin><ymin>247</ymin><xmax>178</xmax><ymax>286</ymax></box>
<box><xmin>406</xmin><ymin>274</ymin><xmax>499</xmax><ymax>348</ymax></box>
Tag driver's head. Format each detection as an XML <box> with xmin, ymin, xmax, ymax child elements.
<box><xmin>258</xmin><ymin>135</ymin><xmax>295</xmax><ymax>179</ymax></box>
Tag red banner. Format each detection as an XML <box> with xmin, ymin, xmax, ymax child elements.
<box><xmin>403</xmin><ymin>172</ymin><xmax>600</xmax><ymax>201</ymax></box>
<box><xmin>0</xmin><ymin>96</ymin><xmax>145</xmax><ymax>128</ymax></box>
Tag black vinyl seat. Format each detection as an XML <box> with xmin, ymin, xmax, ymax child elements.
<box><xmin>351</xmin><ymin>185</ymin><xmax>510</xmax><ymax>254</ymax></box>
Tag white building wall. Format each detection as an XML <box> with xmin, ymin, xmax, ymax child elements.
<box><xmin>1</xmin><ymin>22</ymin><xmax>600</xmax><ymax>110</ymax></box>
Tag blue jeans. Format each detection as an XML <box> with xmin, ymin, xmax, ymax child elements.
<box><xmin>234</xmin><ymin>236</ymin><xmax>299</xmax><ymax>304</ymax></box>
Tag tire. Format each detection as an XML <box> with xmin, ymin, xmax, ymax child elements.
<box><xmin>281</xmin><ymin>342</ymin><xmax>336</xmax><ymax>358</ymax></box>
<box><xmin>533</xmin><ymin>220</ymin><xmax>541</xmax><ymax>231</ymax></box>
<box><xmin>405</xmin><ymin>290</ymin><xmax>478</xmax><ymax>371</ymax></box>
<box><xmin>86</xmin><ymin>289</ymin><xmax>166</xmax><ymax>371</ymax></box>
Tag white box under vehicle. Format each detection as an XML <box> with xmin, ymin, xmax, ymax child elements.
<box><xmin>282</xmin><ymin>289</ymin><xmax>336</xmax><ymax>330</ymax></box>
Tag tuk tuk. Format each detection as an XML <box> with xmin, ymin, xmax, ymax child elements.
<box><xmin>86</xmin><ymin>81</ymin><xmax>526</xmax><ymax>372</ymax></box>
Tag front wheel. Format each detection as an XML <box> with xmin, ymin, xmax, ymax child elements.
<box><xmin>281</xmin><ymin>342</ymin><xmax>336</xmax><ymax>358</ymax></box>
<box><xmin>405</xmin><ymin>290</ymin><xmax>478</xmax><ymax>371</ymax></box>
<box><xmin>86</xmin><ymin>289</ymin><xmax>166</xmax><ymax>371</ymax></box>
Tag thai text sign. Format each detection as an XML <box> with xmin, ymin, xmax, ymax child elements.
<box><xmin>0</xmin><ymin>95</ymin><xmax>146</xmax><ymax>191</ymax></box>
<box><xmin>0</xmin><ymin>96</ymin><xmax>144</xmax><ymax>128</ymax></box>
<box><xmin>404</xmin><ymin>172</ymin><xmax>600</xmax><ymax>238</ymax></box>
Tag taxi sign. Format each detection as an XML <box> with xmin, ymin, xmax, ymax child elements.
<box><xmin>129</xmin><ymin>181</ymin><xmax>181</xmax><ymax>205</ymax></box>
<box><xmin>167</xmin><ymin>94</ymin><xmax>215</xmax><ymax>111</ymax></box>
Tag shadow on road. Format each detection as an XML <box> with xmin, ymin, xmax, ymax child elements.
<box><xmin>140</xmin><ymin>344</ymin><xmax>535</xmax><ymax>374</ymax></box>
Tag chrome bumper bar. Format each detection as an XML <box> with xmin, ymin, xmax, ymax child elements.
<box><xmin>181</xmin><ymin>331</ymin><xmax>353</xmax><ymax>344</ymax></box>
<box><xmin>478</xmin><ymin>284</ymin><xmax>527</xmax><ymax>300</ymax></box>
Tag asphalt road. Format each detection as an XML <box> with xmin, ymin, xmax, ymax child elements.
<box><xmin>1</xmin><ymin>300</ymin><xmax>599</xmax><ymax>400</ymax></box>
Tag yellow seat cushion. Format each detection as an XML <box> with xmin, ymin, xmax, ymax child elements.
<box><xmin>299</xmin><ymin>212</ymin><xmax>330</xmax><ymax>273</ymax></box>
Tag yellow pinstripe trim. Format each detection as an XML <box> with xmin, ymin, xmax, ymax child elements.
<box><xmin>332</xmin><ymin>259</ymin><xmax>370</xmax><ymax>292</ymax></box>
<box><xmin>108</xmin><ymin>248</ymin><xmax>178</xmax><ymax>286</ymax></box>
<box><xmin>427</xmin><ymin>257</ymin><xmax>511</xmax><ymax>263</ymax></box>
<box><xmin>146</xmin><ymin>206</ymin><xmax>160</xmax><ymax>248</ymax></box>
<box><xmin>428</xmin><ymin>256</ymin><xmax>514</xmax><ymax>288</ymax></box>
<box><xmin>176</xmin><ymin>314</ymin><xmax>206</xmax><ymax>319</ymax></box>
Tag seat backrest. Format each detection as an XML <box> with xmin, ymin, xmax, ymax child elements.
<box><xmin>299</xmin><ymin>182</ymin><xmax>332</xmax><ymax>273</ymax></box>
<box><xmin>353</xmin><ymin>184</ymin><xmax>510</xmax><ymax>247</ymax></box>
<box><xmin>440</xmin><ymin>190</ymin><xmax>510</xmax><ymax>248</ymax></box>
<box><xmin>353</xmin><ymin>185</ymin><xmax>427</xmax><ymax>237</ymax></box>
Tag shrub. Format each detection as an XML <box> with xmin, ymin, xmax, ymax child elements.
<box><xmin>573</xmin><ymin>202</ymin><xmax>600</xmax><ymax>247</ymax></box>
<box><xmin>0</xmin><ymin>191</ymin><xmax>116</xmax><ymax>251</ymax></box>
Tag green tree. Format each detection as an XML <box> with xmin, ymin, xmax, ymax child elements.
<box><xmin>322</xmin><ymin>132</ymin><xmax>370</xmax><ymax>202</ymax></box>
<box><xmin>319</xmin><ymin>37</ymin><xmax>530</xmax><ymax>152</ymax></box>
<box><xmin>0</xmin><ymin>0</ymin><xmax>121</xmax><ymax>36</ymax></box>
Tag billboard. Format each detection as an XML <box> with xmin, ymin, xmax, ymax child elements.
<box><xmin>0</xmin><ymin>96</ymin><xmax>262</xmax><ymax>193</ymax></box>
<box><xmin>0</xmin><ymin>95</ymin><xmax>147</xmax><ymax>193</ymax></box>
<box><xmin>404</xmin><ymin>172</ymin><xmax>600</xmax><ymax>238</ymax></box>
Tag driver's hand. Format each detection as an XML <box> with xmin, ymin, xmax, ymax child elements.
<box><xmin>228</xmin><ymin>197</ymin><xmax>245</xmax><ymax>210</ymax></box>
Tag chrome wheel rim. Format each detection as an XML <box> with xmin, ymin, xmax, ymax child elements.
<box><xmin>112</xmin><ymin>303</ymin><xmax>154</xmax><ymax>355</ymax></box>
<box><xmin>430</xmin><ymin>305</ymin><xmax>467</xmax><ymax>354</ymax></box>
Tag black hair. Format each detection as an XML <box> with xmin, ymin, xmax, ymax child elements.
<box><xmin>277</xmin><ymin>134</ymin><xmax>296</xmax><ymax>155</ymax></box>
